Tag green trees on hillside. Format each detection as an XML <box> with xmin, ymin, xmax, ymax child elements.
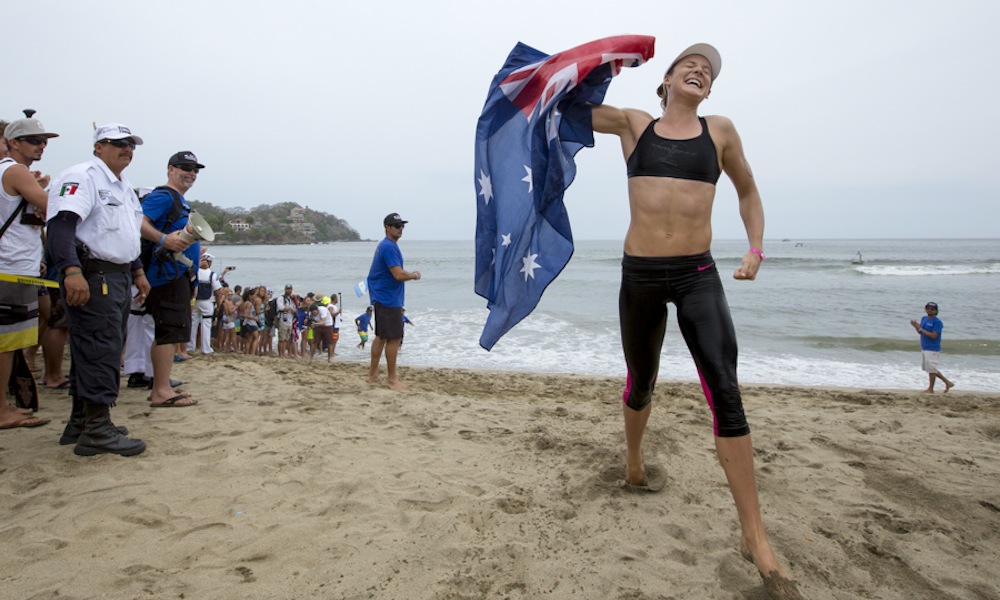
<box><xmin>188</xmin><ymin>200</ymin><xmax>361</xmax><ymax>244</ymax></box>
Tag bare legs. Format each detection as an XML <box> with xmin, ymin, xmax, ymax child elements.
<box><xmin>715</xmin><ymin>435</ymin><xmax>793</xmax><ymax>582</ymax></box>
<box><xmin>0</xmin><ymin>351</ymin><xmax>44</xmax><ymax>425</ymax></box>
<box><xmin>623</xmin><ymin>403</ymin><xmax>651</xmax><ymax>485</ymax></box>
<box><xmin>41</xmin><ymin>327</ymin><xmax>68</xmax><ymax>387</ymax></box>
<box><xmin>623</xmin><ymin>405</ymin><xmax>800</xmax><ymax>597</ymax></box>
<box><xmin>925</xmin><ymin>371</ymin><xmax>954</xmax><ymax>393</ymax></box>
<box><xmin>149</xmin><ymin>342</ymin><xmax>193</xmax><ymax>406</ymax></box>
<box><xmin>367</xmin><ymin>336</ymin><xmax>406</xmax><ymax>389</ymax></box>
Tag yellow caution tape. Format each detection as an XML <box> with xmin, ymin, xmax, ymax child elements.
<box><xmin>0</xmin><ymin>272</ymin><xmax>60</xmax><ymax>289</ymax></box>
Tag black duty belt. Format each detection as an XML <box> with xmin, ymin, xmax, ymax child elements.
<box><xmin>83</xmin><ymin>258</ymin><xmax>130</xmax><ymax>273</ymax></box>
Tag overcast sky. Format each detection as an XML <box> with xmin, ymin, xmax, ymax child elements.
<box><xmin>7</xmin><ymin>1</ymin><xmax>997</xmax><ymax>241</ymax></box>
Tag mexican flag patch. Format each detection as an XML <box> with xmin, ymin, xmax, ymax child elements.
<box><xmin>59</xmin><ymin>182</ymin><xmax>79</xmax><ymax>196</ymax></box>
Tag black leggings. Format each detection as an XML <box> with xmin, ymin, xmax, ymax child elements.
<box><xmin>619</xmin><ymin>252</ymin><xmax>749</xmax><ymax>437</ymax></box>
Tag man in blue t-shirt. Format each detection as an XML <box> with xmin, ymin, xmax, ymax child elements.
<box><xmin>365</xmin><ymin>213</ymin><xmax>421</xmax><ymax>389</ymax></box>
<box><xmin>139</xmin><ymin>151</ymin><xmax>205</xmax><ymax>408</ymax></box>
<box><xmin>910</xmin><ymin>301</ymin><xmax>954</xmax><ymax>393</ymax></box>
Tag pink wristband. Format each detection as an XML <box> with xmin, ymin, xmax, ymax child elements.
<box><xmin>749</xmin><ymin>247</ymin><xmax>766</xmax><ymax>260</ymax></box>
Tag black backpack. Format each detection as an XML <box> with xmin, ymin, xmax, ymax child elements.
<box><xmin>139</xmin><ymin>186</ymin><xmax>187</xmax><ymax>271</ymax></box>
<box><xmin>265</xmin><ymin>297</ymin><xmax>278</xmax><ymax>327</ymax></box>
<box><xmin>196</xmin><ymin>271</ymin><xmax>216</xmax><ymax>300</ymax></box>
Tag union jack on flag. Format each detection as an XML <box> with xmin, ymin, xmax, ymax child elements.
<box><xmin>474</xmin><ymin>35</ymin><xmax>655</xmax><ymax>350</ymax></box>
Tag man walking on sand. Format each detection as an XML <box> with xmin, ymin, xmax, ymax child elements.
<box><xmin>910</xmin><ymin>301</ymin><xmax>954</xmax><ymax>393</ymax></box>
<box><xmin>366</xmin><ymin>213</ymin><xmax>421</xmax><ymax>390</ymax></box>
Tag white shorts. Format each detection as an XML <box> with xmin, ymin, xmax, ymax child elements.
<box><xmin>921</xmin><ymin>350</ymin><xmax>941</xmax><ymax>373</ymax></box>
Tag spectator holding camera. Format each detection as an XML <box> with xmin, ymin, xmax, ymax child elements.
<box><xmin>275</xmin><ymin>284</ymin><xmax>297</xmax><ymax>358</ymax></box>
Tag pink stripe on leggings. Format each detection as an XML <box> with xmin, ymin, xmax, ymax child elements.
<box><xmin>622</xmin><ymin>370</ymin><xmax>658</xmax><ymax>407</ymax></box>
<box><xmin>697</xmin><ymin>369</ymin><xmax>719</xmax><ymax>436</ymax></box>
<box><xmin>622</xmin><ymin>370</ymin><xmax>633</xmax><ymax>404</ymax></box>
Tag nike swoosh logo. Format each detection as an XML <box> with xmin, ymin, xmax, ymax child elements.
<box><xmin>697</xmin><ymin>263</ymin><xmax>714</xmax><ymax>271</ymax></box>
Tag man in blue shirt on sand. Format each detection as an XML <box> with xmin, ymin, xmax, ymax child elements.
<box><xmin>366</xmin><ymin>213</ymin><xmax>421</xmax><ymax>390</ymax></box>
<box><xmin>910</xmin><ymin>301</ymin><xmax>954</xmax><ymax>393</ymax></box>
<box><xmin>140</xmin><ymin>151</ymin><xmax>204</xmax><ymax>408</ymax></box>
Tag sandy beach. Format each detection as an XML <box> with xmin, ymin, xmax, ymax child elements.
<box><xmin>2</xmin><ymin>353</ymin><xmax>998</xmax><ymax>599</ymax></box>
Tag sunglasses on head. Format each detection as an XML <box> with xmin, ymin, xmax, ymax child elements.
<box><xmin>101</xmin><ymin>138</ymin><xmax>136</xmax><ymax>149</ymax></box>
<box><xmin>174</xmin><ymin>164</ymin><xmax>200</xmax><ymax>173</ymax></box>
<box><xmin>17</xmin><ymin>136</ymin><xmax>49</xmax><ymax>146</ymax></box>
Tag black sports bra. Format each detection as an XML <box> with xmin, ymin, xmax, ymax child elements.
<box><xmin>626</xmin><ymin>117</ymin><xmax>721</xmax><ymax>184</ymax></box>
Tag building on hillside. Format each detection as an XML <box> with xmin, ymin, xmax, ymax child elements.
<box><xmin>228</xmin><ymin>219</ymin><xmax>252</xmax><ymax>232</ymax></box>
<box><xmin>289</xmin><ymin>221</ymin><xmax>317</xmax><ymax>235</ymax></box>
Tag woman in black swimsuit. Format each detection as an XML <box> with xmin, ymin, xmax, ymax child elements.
<box><xmin>592</xmin><ymin>43</ymin><xmax>803</xmax><ymax>599</ymax></box>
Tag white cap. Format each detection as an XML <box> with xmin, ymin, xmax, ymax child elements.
<box><xmin>657</xmin><ymin>43</ymin><xmax>722</xmax><ymax>98</ymax></box>
<box><xmin>93</xmin><ymin>123</ymin><xmax>144</xmax><ymax>145</ymax></box>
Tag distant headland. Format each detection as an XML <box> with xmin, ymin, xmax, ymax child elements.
<box><xmin>189</xmin><ymin>201</ymin><xmax>361</xmax><ymax>245</ymax></box>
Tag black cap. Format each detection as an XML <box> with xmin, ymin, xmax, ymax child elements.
<box><xmin>384</xmin><ymin>212</ymin><xmax>408</xmax><ymax>227</ymax></box>
<box><xmin>925</xmin><ymin>302</ymin><xmax>938</xmax><ymax>309</ymax></box>
<box><xmin>168</xmin><ymin>151</ymin><xmax>205</xmax><ymax>169</ymax></box>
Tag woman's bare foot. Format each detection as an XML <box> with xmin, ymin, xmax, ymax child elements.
<box><xmin>622</xmin><ymin>463</ymin><xmax>665</xmax><ymax>492</ymax></box>
<box><xmin>625</xmin><ymin>460</ymin><xmax>646</xmax><ymax>486</ymax></box>
<box><xmin>740</xmin><ymin>541</ymin><xmax>804</xmax><ymax>599</ymax></box>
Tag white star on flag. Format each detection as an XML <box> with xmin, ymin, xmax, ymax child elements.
<box><xmin>520</xmin><ymin>251</ymin><xmax>541</xmax><ymax>281</ymax></box>
<box><xmin>521</xmin><ymin>165</ymin><xmax>533</xmax><ymax>193</ymax></box>
<box><xmin>501</xmin><ymin>233</ymin><xmax>511</xmax><ymax>247</ymax></box>
<box><xmin>478</xmin><ymin>170</ymin><xmax>493</xmax><ymax>205</ymax></box>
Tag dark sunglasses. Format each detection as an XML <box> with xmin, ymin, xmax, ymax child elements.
<box><xmin>390</xmin><ymin>223</ymin><xmax>405</xmax><ymax>229</ymax></box>
<box><xmin>101</xmin><ymin>138</ymin><xmax>136</xmax><ymax>149</ymax></box>
<box><xmin>174</xmin><ymin>164</ymin><xmax>200</xmax><ymax>173</ymax></box>
<box><xmin>17</xmin><ymin>136</ymin><xmax>48</xmax><ymax>146</ymax></box>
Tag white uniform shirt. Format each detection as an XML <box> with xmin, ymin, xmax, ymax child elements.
<box><xmin>197</xmin><ymin>267</ymin><xmax>222</xmax><ymax>295</ymax></box>
<box><xmin>194</xmin><ymin>267</ymin><xmax>222</xmax><ymax>316</ymax></box>
<box><xmin>47</xmin><ymin>158</ymin><xmax>142</xmax><ymax>265</ymax></box>
<box><xmin>0</xmin><ymin>158</ymin><xmax>43</xmax><ymax>275</ymax></box>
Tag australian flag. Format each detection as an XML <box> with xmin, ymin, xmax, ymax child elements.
<box><xmin>474</xmin><ymin>35</ymin><xmax>655</xmax><ymax>350</ymax></box>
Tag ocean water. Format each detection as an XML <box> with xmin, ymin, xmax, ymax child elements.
<box><xmin>208</xmin><ymin>239</ymin><xmax>1000</xmax><ymax>392</ymax></box>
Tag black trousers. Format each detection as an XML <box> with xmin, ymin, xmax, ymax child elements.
<box><xmin>65</xmin><ymin>270</ymin><xmax>131</xmax><ymax>406</ymax></box>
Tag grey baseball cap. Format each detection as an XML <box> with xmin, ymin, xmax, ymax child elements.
<box><xmin>4</xmin><ymin>114</ymin><xmax>59</xmax><ymax>140</ymax></box>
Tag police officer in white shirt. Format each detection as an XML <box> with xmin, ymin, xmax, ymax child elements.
<box><xmin>46</xmin><ymin>123</ymin><xmax>150</xmax><ymax>457</ymax></box>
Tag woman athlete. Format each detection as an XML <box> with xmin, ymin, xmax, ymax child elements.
<box><xmin>591</xmin><ymin>43</ymin><xmax>803</xmax><ymax>599</ymax></box>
